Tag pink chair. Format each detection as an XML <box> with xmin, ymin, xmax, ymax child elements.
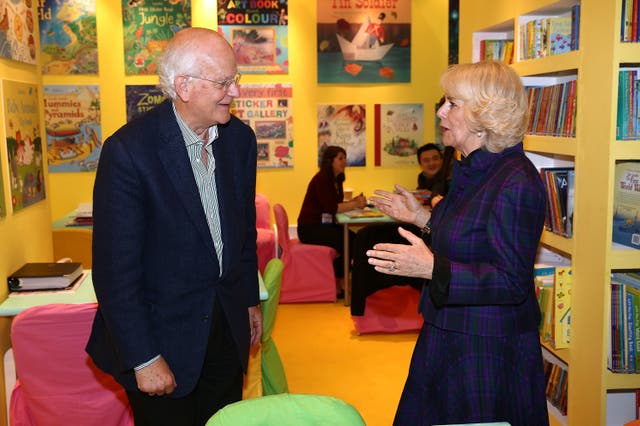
<box><xmin>9</xmin><ymin>303</ymin><xmax>134</xmax><ymax>426</ymax></box>
<box><xmin>273</xmin><ymin>203</ymin><xmax>338</xmax><ymax>303</ymax></box>
<box><xmin>352</xmin><ymin>285</ymin><xmax>423</xmax><ymax>334</ymax></box>
<box><xmin>256</xmin><ymin>194</ymin><xmax>276</xmax><ymax>274</ymax></box>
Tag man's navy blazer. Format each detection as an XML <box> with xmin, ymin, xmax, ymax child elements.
<box><xmin>86</xmin><ymin>100</ymin><xmax>259</xmax><ymax>397</ymax></box>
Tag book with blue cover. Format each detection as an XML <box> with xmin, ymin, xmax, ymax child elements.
<box><xmin>613</xmin><ymin>162</ymin><xmax>640</xmax><ymax>249</ymax></box>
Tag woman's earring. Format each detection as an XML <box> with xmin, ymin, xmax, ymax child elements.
<box><xmin>477</xmin><ymin>131</ymin><xmax>483</xmax><ymax>138</ymax></box>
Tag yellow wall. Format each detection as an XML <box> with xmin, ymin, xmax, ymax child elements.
<box><xmin>0</xmin><ymin>2</ymin><xmax>447</xmax><ymax>424</ymax></box>
<box><xmin>47</xmin><ymin>0</ymin><xmax>449</xmax><ymax>223</ymax></box>
<box><xmin>0</xmin><ymin>36</ymin><xmax>49</xmax><ymax>426</ymax></box>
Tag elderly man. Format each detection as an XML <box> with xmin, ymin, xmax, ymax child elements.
<box><xmin>87</xmin><ymin>27</ymin><xmax>262</xmax><ymax>426</ymax></box>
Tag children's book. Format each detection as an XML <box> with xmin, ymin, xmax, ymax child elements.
<box><xmin>612</xmin><ymin>162</ymin><xmax>640</xmax><ymax>249</ymax></box>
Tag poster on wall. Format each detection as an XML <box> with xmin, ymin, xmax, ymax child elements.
<box><xmin>231</xmin><ymin>83</ymin><xmax>293</xmax><ymax>168</ymax></box>
<box><xmin>121</xmin><ymin>0</ymin><xmax>191</xmax><ymax>75</ymax></box>
<box><xmin>0</xmin><ymin>153</ymin><xmax>6</xmax><ymax>218</ymax></box>
<box><xmin>0</xmin><ymin>0</ymin><xmax>37</xmax><ymax>65</ymax></box>
<box><xmin>374</xmin><ymin>103</ymin><xmax>423</xmax><ymax>167</ymax></box>
<box><xmin>125</xmin><ymin>85</ymin><xmax>165</xmax><ymax>122</ymax></box>
<box><xmin>44</xmin><ymin>85</ymin><xmax>102</xmax><ymax>172</ymax></box>
<box><xmin>217</xmin><ymin>0</ymin><xmax>288</xmax><ymax>75</ymax></box>
<box><xmin>3</xmin><ymin>80</ymin><xmax>45</xmax><ymax>212</ymax></box>
<box><xmin>317</xmin><ymin>104</ymin><xmax>366</xmax><ymax>166</ymax></box>
<box><xmin>317</xmin><ymin>1</ymin><xmax>411</xmax><ymax>83</ymax></box>
<box><xmin>38</xmin><ymin>0</ymin><xmax>98</xmax><ymax>75</ymax></box>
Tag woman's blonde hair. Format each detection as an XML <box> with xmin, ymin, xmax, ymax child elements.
<box><xmin>440</xmin><ymin>61</ymin><xmax>529</xmax><ymax>153</ymax></box>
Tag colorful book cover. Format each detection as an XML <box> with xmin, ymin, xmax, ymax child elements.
<box><xmin>552</xmin><ymin>266</ymin><xmax>572</xmax><ymax>348</ymax></box>
<box><xmin>217</xmin><ymin>0</ymin><xmax>288</xmax><ymax>75</ymax></box>
<box><xmin>571</xmin><ymin>4</ymin><xmax>580</xmax><ymax>49</ymax></box>
<box><xmin>374</xmin><ymin>103</ymin><xmax>423</xmax><ymax>167</ymax></box>
<box><xmin>534</xmin><ymin>263</ymin><xmax>555</xmax><ymax>334</ymax></box>
<box><xmin>617</xmin><ymin>70</ymin><xmax>629</xmax><ymax>139</ymax></box>
<box><xmin>627</xmin><ymin>285</ymin><xmax>640</xmax><ymax>372</ymax></box>
<box><xmin>540</xmin><ymin>285</ymin><xmax>554</xmax><ymax>341</ymax></box>
<box><xmin>44</xmin><ymin>85</ymin><xmax>102</xmax><ymax>172</ymax></box>
<box><xmin>611</xmin><ymin>282</ymin><xmax>621</xmax><ymax>371</ymax></box>
<box><xmin>230</xmin><ymin>84</ymin><xmax>293</xmax><ymax>168</ymax></box>
<box><xmin>3</xmin><ymin>81</ymin><xmax>45</xmax><ymax>212</ymax></box>
<box><xmin>38</xmin><ymin>0</ymin><xmax>98</xmax><ymax>74</ymax></box>
<box><xmin>612</xmin><ymin>161</ymin><xmax>640</xmax><ymax>249</ymax></box>
<box><xmin>622</xmin><ymin>283</ymin><xmax>628</xmax><ymax>371</ymax></box>
<box><xmin>566</xmin><ymin>169</ymin><xmax>575</xmax><ymax>237</ymax></box>
<box><xmin>121</xmin><ymin>0</ymin><xmax>191</xmax><ymax>75</ymax></box>
<box><xmin>125</xmin><ymin>85</ymin><xmax>165</xmax><ymax>122</ymax></box>
<box><xmin>317</xmin><ymin>1</ymin><xmax>411</xmax><ymax>83</ymax></box>
<box><xmin>627</xmin><ymin>289</ymin><xmax>636</xmax><ymax>372</ymax></box>
<box><xmin>0</xmin><ymin>0</ymin><xmax>37</xmax><ymax>64</ymax></box>
<box><xmin>547</xmin><ymin>16</ymin><xmax>572</xmax><ymax>55</ymax></box>
<box><xmin>317</xmin><ymin>104</ymin><xmax>366</xmax><ymax>166</ymax></box>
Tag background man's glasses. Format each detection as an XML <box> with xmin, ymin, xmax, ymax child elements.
<box><xmin>188</xmin><ymin>74</ymin><xmax>241</xmax><ymax>91</ymax></box>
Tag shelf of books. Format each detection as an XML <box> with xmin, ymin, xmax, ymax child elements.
<box><xmin>461</xmin><ymin>0</ymin><xmax>640</xmax><ymax>424</ymax></box>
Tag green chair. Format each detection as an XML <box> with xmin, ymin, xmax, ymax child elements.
<box><xmin>260</xmin><ymin>258</ymin><xmax>288</xmax><ymax>395</ymax></box>
<box><xmin>205</xmin><ymin>393</ymin><xmax>366</xmax><ymax>425</ymax></box>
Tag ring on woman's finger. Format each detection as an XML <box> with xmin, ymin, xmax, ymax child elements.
<box><xmin>389</xmin><ymin>262</ymin><xmax>397</xmax><ymax>272</ymax></box>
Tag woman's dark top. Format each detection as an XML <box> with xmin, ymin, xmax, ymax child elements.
<box><xmin>298</xmin><ymin>170</ymin><xmax>342</xmax><ymax>226</ymax></box>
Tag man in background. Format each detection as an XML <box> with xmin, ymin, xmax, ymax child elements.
<box><xmin>87</xmin><ymin>27</ymin><xmax>262</xmax><ymax>426</ymax></box>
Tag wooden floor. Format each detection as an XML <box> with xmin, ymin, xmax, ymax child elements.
<box><xmin>271</xmin><ymin>301</ymin><xmax>418</xmax><ymax>426</ymax></box>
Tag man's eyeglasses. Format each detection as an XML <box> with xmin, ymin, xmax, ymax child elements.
<box><xmin>187</xmin><ymin>74</ymin><xmax>241</xmax><ymax>91</ymax></box>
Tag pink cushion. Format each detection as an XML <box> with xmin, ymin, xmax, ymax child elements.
<box><xmin>255</xmin><ymin>194</ymin><xmax>271</xmax><ymax>230</ymax></box>
<box><xmin>352</xmin><ymin>286</ymin><xmax>423</xmax><ymax>334</ymax></box>
<box><xmin>10</xmin><ymin>303</ymin><xmax>134</xmax><ymax>426</ymax></box>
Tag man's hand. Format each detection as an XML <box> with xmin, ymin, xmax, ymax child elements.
<box><xmin>134</xmin><ymin>356</ymin><xmax>177</xmax><ymax>396</ymax></box>
<box><xmin>248</xmin><ymin>305</ymin><xmax>263</xmax><ymax>347</ymax></box>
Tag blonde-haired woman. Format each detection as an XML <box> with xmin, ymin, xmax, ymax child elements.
<box><xmin>367</xmin><ymin>61</ymin><xmax>549</xmax><ymax>426</ymax></box>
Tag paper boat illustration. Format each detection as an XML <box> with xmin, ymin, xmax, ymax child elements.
<box><xmin>336</xmin><ymin>16</ymin><xmax>393</xmax><ymax>61</ymax></box>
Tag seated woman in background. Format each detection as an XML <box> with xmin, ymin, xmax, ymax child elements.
<box><xmin>350</xmin><ymin>142</ymin><xmax>451</xmax><ymax>316</ymax></box>
<box><xmin>297</xmin><ymin>145</ymin><xmax>367</xmax><ymax>297</ymax></box>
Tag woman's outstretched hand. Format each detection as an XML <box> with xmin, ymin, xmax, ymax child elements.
<box><xmin>369</xmin><ymin>184</ymin><xmax>429</xmax><ymax>227</ymax></box>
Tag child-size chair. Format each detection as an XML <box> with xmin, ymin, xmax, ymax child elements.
<box><xmin>206</xmin><ymin>393</ymin><xmax>365</xmax><ymax>426</ymax></box>
<box><xmin>273</xmin><ymin>204</ymin><xmax>337</xmax><ymax>303</ymax></box>
<box><xmin>255</xmin><ymin>194</ymin><xmax>277</xmax><ymax>274</ymax></box>
<box><xmin>9</xmin><ymin>303</ymin><xmax>134</xmax><ymax>426</ymax></box>
<box><xmin>260</xmin><ymin>258</ymin><xmax>288</xmax><ymax>395</ymax></box>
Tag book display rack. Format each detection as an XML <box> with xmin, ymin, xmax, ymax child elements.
<box><xmin>460</xmin><ymin>0</ymin><xmax>640</xmax><ymax>424</ymax></box>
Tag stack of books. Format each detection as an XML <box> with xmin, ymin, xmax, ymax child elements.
<box><xmin>67</xmin><ymin>202</ymin><xmax>93</xmax><ymax>226</ymax></box>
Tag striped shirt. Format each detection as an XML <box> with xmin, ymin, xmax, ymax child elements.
<box><xmin>173</xmin><ymin>104</ymin><xmax>224</xmax><ymax>275</ymax></box>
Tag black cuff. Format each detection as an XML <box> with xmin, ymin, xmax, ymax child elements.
<box><xmin>429</xmin><ymin>254</ymin><xmax>451</xmax><ymax>308</ymax></box>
